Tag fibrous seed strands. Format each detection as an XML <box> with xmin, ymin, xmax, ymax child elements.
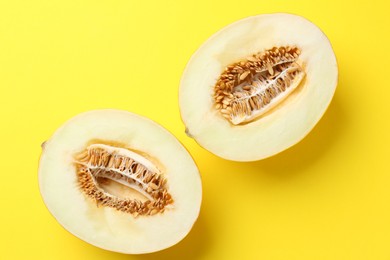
<box><xmin>74</xmin><ymin>144</ymin><xmax>173</xmax><ymax>217</ymax></box>
<box><xmin>214</xmin><ymin>46</ymin><xmax>305</xmax><ymax>125</ymax></box>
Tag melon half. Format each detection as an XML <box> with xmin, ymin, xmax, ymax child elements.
<box><xmin>38</xmin><ymin>110</ymin><xmax>202</xmax><ymax>254</ymax></box>
<box><xmin>179</xmin><ymin>13</ymin><xmax>338</xmax><ymax>161</ymax></box>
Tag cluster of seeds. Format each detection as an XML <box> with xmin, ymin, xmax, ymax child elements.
<box><xmin>74</xmin><ymin>145</ymin><xmax>173</xmax><ymax>217</ymax></box>
<box><xmin>214</xmin><ymin>46</ymin><xmax>305</xmax><ymax>125</ymax></box>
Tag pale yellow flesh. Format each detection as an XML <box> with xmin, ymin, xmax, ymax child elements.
<box><xmin>38</xmin><ymin>110</ymin><xmax>202</xmax><ymax>254</ymax></box>
<box><xmin>179</xmin><ymin>13</ymin><xmax>338</xmax><ymax>161</ymax></box>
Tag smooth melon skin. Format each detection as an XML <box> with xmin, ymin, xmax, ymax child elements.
<box><xmin>38</xmin><ymin>110</ymin><xmax>202</xmax><ymax>254</ymax></box>
<box><xmin>179</xmin><ymin>13</ymin><xmax>338</xmax><ymax>161</ymax></box>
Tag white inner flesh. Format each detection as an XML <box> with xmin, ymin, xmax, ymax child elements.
<box><xmin>231</xmin><ymin>63</ymin><xmax>304</xmax><ymax>125</ymax></box>
<box><xmin>91</xmin><ymin>168</ymin><xmax>155</xmax><ymax>201</ymax></box>
<box><xmin>76</xmin><ymin>144</ymin><xmax>162</xmax><ymax>202</ymax></box>
<box><xmin>97</xmin><ymin>177</ymin><xmax>150</xmax><ymax>201</ymax></box>
<box><xmin>88</xmin><ymin>144</ymin><xmax>160</xmax><ymax>173</ymax></box>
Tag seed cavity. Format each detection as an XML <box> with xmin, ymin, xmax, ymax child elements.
<box><xmin>214</xmin><ymin>46</ymin><xmax>305</xmax><ymax>125</ymax></box>
<box><xmin>74</xmin><ymin>144</ymin><xmax>173</xmax><ymax>217</ymax></box>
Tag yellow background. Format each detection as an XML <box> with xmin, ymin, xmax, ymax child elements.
<box><xmin>1</xmin><ymin>0</ymin><xmax>389</xmax><ymax>259</ymax></box>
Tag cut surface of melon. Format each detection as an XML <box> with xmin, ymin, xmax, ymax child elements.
<box><xmin>179</xmin><ymin>13</ymin><xmax>338</xmax><ymax>161</ymax></box>
<box><xmin>38</xmin><ymin>109</ymin><xmax>202</xmax><ymax>254</ymax></box>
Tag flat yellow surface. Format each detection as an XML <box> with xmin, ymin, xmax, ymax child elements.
<box><xmin>1</xmin><ymin>0</ymin><xmax>389</xmax><ymax>259</ymax></box>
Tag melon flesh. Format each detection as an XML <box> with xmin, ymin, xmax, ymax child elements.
<box><xmin>38</xmin><ymin>110</ymin><xmax>202</xmax><ymax>254</ymax></box>
<box><xmin>179</xmin><ymin>13</ymin><xmax>338</xmax><ymax>161</ymax></box>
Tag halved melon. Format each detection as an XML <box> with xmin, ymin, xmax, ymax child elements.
<box><xmin>38</xmin><ymin>109</ymin><xmax>202</xmax><ymax>254</ymax></box>
<box><xmin>179</xmin><ymin>13</ymin><xmax>338</xmax><ymax>161</ymax></box>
